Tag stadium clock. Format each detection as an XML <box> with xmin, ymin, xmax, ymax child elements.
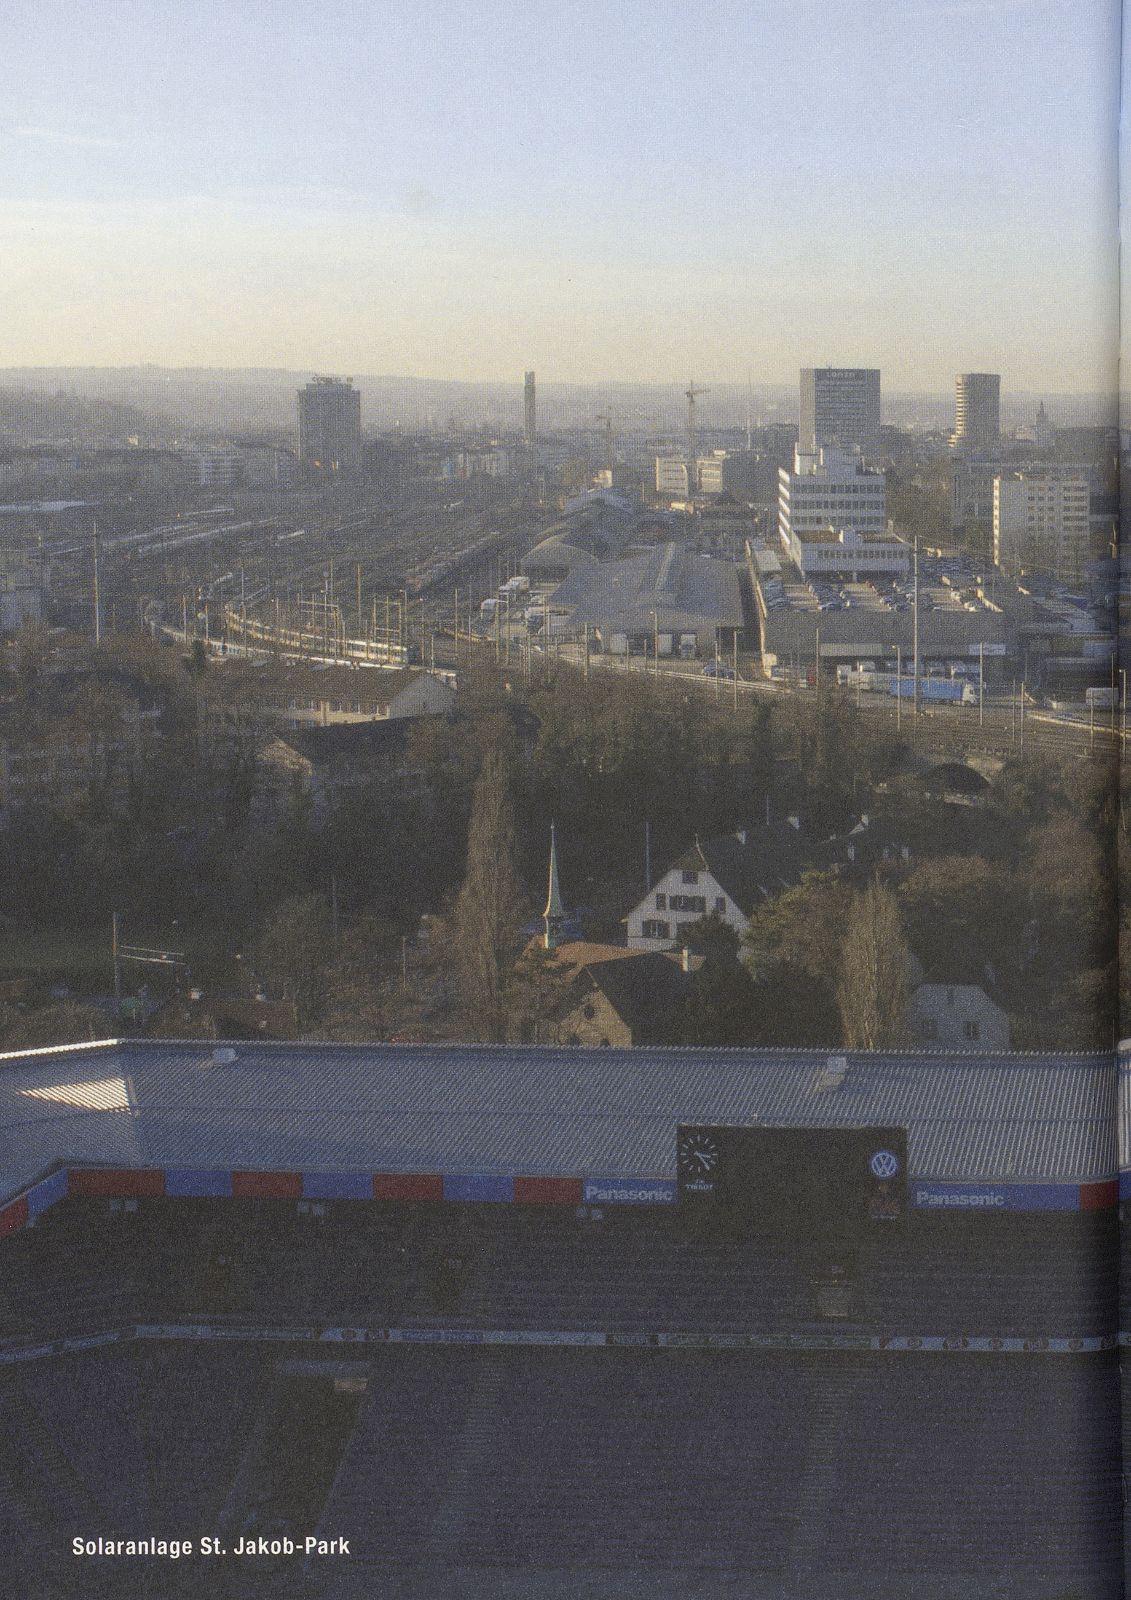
<box><xmin>678</xmin><ymin>1130</ymin><xmax>719</xmax><ymax>1176</ymax></box>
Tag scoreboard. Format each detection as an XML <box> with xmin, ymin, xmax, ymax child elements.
<box><xmin>676</xmin><ymin>1124</ymin><xmax>907</xmax><ymax>1237</ymax></box>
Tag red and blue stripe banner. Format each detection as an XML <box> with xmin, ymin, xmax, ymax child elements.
<box><xmin>0</xmin><ymin>1166</ymin><xmax>1120</xmax><ymax>1238</ymax></box>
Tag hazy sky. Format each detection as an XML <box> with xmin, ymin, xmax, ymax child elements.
<box><xmin>1</xmin><ymin>0</ymin><xmax>1120</xmax><ymax>391</ymax></box>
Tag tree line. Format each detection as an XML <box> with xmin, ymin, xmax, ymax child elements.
<box><xmin>0</xmin><ymin>631</ymin><xmax>1116</xmax><ymax>1053</ymax></box>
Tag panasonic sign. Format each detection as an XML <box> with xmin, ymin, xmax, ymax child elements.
<box><xmin>913</xmin><ymin>1183</ymin><xmax>1080</xmax><ymax>1211</ymax></box>
<box><xmin>583</xmin><ymin>1178</ymin><xmax>677</xmax><ymax>1207</ymax></box>
<box><xmin>915</xmin><ymin>1188</ymin><xmax>1005</xmax><ymax>1210</ymax></box>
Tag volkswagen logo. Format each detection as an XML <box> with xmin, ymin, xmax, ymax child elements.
<box><xmin>869</xmin><ymin>1149</ymin><xmax>900</xmax><ymax>1180</ymax></box>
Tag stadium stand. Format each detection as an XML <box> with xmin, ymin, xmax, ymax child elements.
<box><xmin>815</xmin><ymin>1356</ymin><xmax>1121</xmax><ymax>1580</ymax></box>
<box><xmin>0</xmin><ymin>1195</ymin><xmax>1117</xmax><ymax>1348</ymax></box>
<box><xmin>0</xmin><ymin>1038</ymin><xmax>1123</xmax><ymax>1599</ymax></box>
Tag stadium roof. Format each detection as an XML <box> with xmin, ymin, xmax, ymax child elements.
<box><xmin>1115</xmin><ymin>1046</ymin><xmax>1131</xmax><ymax>1170</ymax></box>
<box><xmin>0</xmin><ymin>1039</ymin><xmax>1116</xmax><ymax>1205</ymax></box>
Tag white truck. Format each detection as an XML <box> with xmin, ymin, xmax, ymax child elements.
<box><xmin>1084</xmin><ymin>686</ymin><xmax>1118</xmax><ymax>710</ymax></box>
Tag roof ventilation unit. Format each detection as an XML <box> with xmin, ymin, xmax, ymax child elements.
<box><xmin>815</xmin><ymin>1054</ymin><xmax>849</xmax><ymax>1092</ymax></box>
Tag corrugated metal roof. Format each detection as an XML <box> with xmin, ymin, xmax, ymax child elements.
<box><xmin>0</xmin><ymin>1040</ymin><xmax>1117</xmax><ymax>1204</ymax></box>
<box><xmin>1115</xmin><ymin>1051</ymin><xmax>1131</xmax><ymax>1167</ymax></box>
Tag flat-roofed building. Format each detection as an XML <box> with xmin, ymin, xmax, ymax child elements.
<box><xmin>994</xmin><ymin>472</ymin><xmax>1090</xmax><ymax>586</ymax></box>
<box><xmin>778</xmin><ymin>447</ymin><xmax>903</xmax><ymax>577</ymax></box>
<box><xmin>180</xmin><ymin>444</ymin><xmax>297</xmax><ymax>490</ymax></box>
<box><xmin>952</xmin><ymin>456</ymin><xmax>1102</xmax><ymax>533</ymax></box>
<box><xmin>298</xmin><ymin>376</ymin><xmax>362</xmax><ymax>474</ymax></box>
<box><xmin>524</xmin><ymin>370</ymin><xmax>536</xmax><ymax>447</ymax></box>
<box><xmin>799</xmin><ymin>368</ymin><xmax>881</xmax><ymax>460</ymax></box>
<box><xmin>953</xmin><ymin>374</ymin><xmax>1001</xmax><ymax>454</ymax></box>
<box><xmin>655</xmin><ymin>456</ymin><xmax>690</xmax><ymax>496</ymax></box>
<box><xmin>656</xmin><ymin>452</ymin><xmax>757</xmax><ymax>500</ymax></box>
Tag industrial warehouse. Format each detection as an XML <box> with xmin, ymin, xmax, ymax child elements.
<box><xmin>543</xmin><ymin>540</ymin><xmax>744</xmax><ymax>658</ymax></box>
<box><xmin>748</xmin><ymin>540</ymin><xmax>1113</xmax><ymax>694</ymax></box>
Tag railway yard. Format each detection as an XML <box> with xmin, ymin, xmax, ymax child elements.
<box><xmin>11</xmin><ymin>469</ymin><xmax>1121</xmax><ymax>772</ymax></box>
<box><xmin>48</xmin><ymin>476</ymin><xmax>549</xmax><ymax>668</ymax></box>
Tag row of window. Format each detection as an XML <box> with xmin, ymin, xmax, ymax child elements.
<box><xmin>792</xmin><ymin>494</ymin><xmax>885</xmax><ymax>505</ymax></box>
<box><xmin>287</xmin><ymin>699</ymin><xmax>384</xmax><ymax>715</ymax></box>
<box><xmin>639</xmin><ymin>918</ymin><xmax>713</xmax><ymax>942</ymax></box>
<box><xmin>655</xmin><ymin>892</ymin><xmax>726</xmax><ymax>916</ymax></box>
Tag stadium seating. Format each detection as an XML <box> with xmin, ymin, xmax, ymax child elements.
<box><xmin>316</xmin><ymin>1345</ymin><xmax>1121</xmax><ymax>1594</ymax></box>
<box><xmin>0</xmin><ymin>1195</ymin><xmax>1122</xmax><ymax>1599</ymax></box>
<box><xmin>327</xmin><ymin>1345</ymin><xmax>481</xmax><ymax>1564</ymax></box>
<box><xmin>323</xmin><ymin>1346</ymin><xmax>811</xmax><ymax>1574</ymax></box>
<box><xmin>135</xmin><ymin>1344</ymin><xmax>268</xmax><ymax>1530</ymax></box>
<box><xmin>818</xmin><ymin>1356</ymin><xmax>1122</xmax><ymax>1581</ymax></box>
<box><xmin>0</xmin><ymin>1441</ymin><xmax>51</xmax><ymax>1600</ymax></box>
<box><xmin>1</xmin><ymin>1199</ymin><xmax>1117</xmax><ymax>1344</ymax></box>
<box><xmin>18</xmin><ymin>1349</ymin><xmax>154</xmax><ymax>1530</ymax></box>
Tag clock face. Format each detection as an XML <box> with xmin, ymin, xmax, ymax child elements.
<box><xmin>678</xmin><ymin>1131</ymin><xmax>719</xmax><ymax>1176</ymax></box>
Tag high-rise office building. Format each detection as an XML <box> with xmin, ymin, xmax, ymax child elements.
<box><xmin>954</xmin><ymin>458</ymin><xmax>1098</xmax><ymax>533</ymax></box>
<box><xmin>799</xmin><ymin>368</ymin><xmax>881</xmax><ymax>460</ymax></box>
<box><xmin>778</xmin><ymin>446</ymin><xmax>901</xmax><ymax>577</ymax></box>
<box><xmin>298</xmin><ymin>377</ymin><xmax>362</xmax><ymax>474</ymax></box>
<box><xmin>993</xmin><ymin>472</ymin><xmax>1089</xmax><ymax>586</ymax></box>
<box><xmin>953</xmin><ymin>373</ymin><xmax>1001</xmax><ymax>453</ymax></box>
<box><xmin>524</xmin><ymin>371</ymin><xmax>536</xmax><ymax>448</ymax></box>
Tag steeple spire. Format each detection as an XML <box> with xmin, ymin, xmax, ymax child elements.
<box><xmin>543</xmin><ymin>821</ymin><xmax>566</xmax><ymax>950</ymax></box>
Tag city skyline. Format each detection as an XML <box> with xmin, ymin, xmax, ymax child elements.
<box><xmin>0</xmin><ymin>361</ymin><xmax>1119</xmax><ymax>446</ymax></box>
<box><xmin>2</xmin><ymin>0</ymin><xmax>1120</xmax><ymax>392</ymax></box>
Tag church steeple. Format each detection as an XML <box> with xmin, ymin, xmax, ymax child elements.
<box><xmin>1035</xmin><ymin>399</ymin><xmax>1052</xmax><ymax>453</ymax></box>
<box><xmin>543</xmin><ymin>821</ymin><xmax>566</xmax><ymax>950</ymax></box>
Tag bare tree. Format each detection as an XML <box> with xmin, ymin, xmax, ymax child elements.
<box><xmin>835</xmin><ymin>878</ymin><xmax>913</xmax><ymax>1050</ymax></box>
<box><xmin>452</xmin><ymin>748</ymin><xmax>525</xmax><ymax>1041</ymax></box>
<box><xmin>252</xmin><ymin>892</ymin><xmax>333</xmax><ymax>1028</ymax></box>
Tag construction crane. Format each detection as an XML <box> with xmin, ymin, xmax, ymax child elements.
<box><xmin>594</xmin><ymin>409</ymin><xmax>615</xmax><ymax>475</ymax></box>
<box><xmin>685</xmin><ymin>380</ymin><xmax>709</xmax><ymax>502</ymax></box>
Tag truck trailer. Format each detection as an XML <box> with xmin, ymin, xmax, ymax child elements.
<box><xmin>886</xmin><ymin>677</ymin><xmax>976</xmax><ymax>705</ymax></box>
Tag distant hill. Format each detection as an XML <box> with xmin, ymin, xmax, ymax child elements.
<box><xmin>0</xmin><ymin>384</ymin><xmax>162</xmax><ymax>447</ymax></box>
<box><xmin>0</xmin><ymin>366</ymin><xmax>1117</xmax><ymax>442</ymax></box>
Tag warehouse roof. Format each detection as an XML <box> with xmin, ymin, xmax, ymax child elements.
<box><xmin>522</xmin><ymin>494</ymin><xmax>637</xmax><ymax>577</ymax></box>
<box><xmin>550</xmin><ymin>543</ymin><xmax>743</xmax><ymax>634</ymax></box>
<box><xmin>0</xmin><ymin>1039</ymin><xmax>1116</xmax><ymax>1205</ymax></box>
